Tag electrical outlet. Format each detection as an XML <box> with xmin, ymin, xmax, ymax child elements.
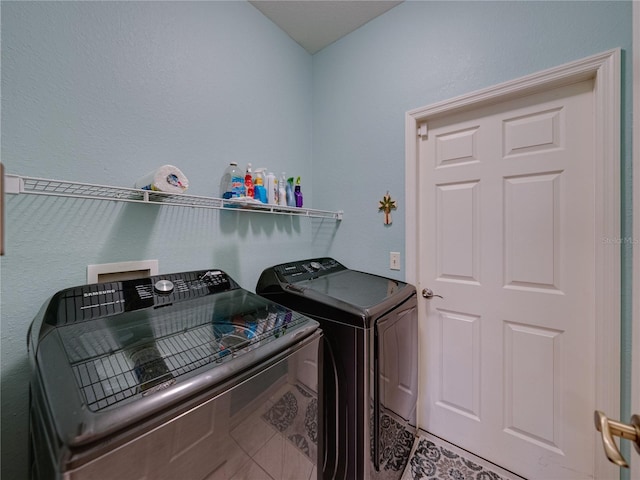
<box><xmin>390</xmin><ymin>252</ymin><xmax>400</xmax><ymax>270</ymax></box>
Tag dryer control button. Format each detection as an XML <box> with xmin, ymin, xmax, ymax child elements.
<box><xmin>154</xmin><ymin>279</ymin><xmax>174</xmax><ymax>294</ymax></box>
<box><xmin>309</xmin><ymin>261</ymin><xmax>322</xmax><ymax>271</ymax></box>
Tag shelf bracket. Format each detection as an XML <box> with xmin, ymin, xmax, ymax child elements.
<box><xmin>4</xmin><ymin>174</ymin><xmax>23</xmax><ymax>195</ymax></box>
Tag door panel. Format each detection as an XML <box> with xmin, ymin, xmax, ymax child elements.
<box><xmin>436</xmin><ymin>181</ymin><xmax>480</xmax><ymax>283</ymax></box>
<box><xmin>437</xmin><ymin>309</ymin><xmax>480</xmax><ymax>419</ymax></box>
<box><xmin>419</xmin><ymin>79</ymin><xmax>597</xmax><ymax>479</ymax></box>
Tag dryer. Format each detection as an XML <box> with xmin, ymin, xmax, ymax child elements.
<box><xmin>256</xmin><ymin>258</ymin><xmax>418</xmax><ymax>480</ymax></box>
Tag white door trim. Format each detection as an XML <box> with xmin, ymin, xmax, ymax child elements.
<box><xmin>405</xmin><ymin>49</ymin><xmax>621</xmax><ymax>478</ymax></box>
<box><xmin>632</xmin><ymin>2</ymin><xmax>640</xmax><ymax>476</ymax></box>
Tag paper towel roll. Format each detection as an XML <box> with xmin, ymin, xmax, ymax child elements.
<box><xmin>134</xmin><ymin>165</ymin><xmax>189</xmax><ymax>194</ymax></box>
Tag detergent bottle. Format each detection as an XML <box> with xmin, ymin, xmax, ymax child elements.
<box><xmin>266</xmin><ymin>172</ymin><xmax>278</xmax><ymax>205</ymax></box>
<box><xmin>219</xmin><ymin>162</ymin><xmax>245</xmax><ymax>199</ymax></box>
<box><xmin>253</xmin><ymin>168</ymin><xmax>268</xmax><ymax>203</ymax></box>
<box><xmin>244</xmin><ymin>163</ymin><xmax>254</xmax><ymax>199</ymax></box>
<box><xmin>286</xmin><ymin>177</ymin><xmax>295</xmax><ymax>207</ymax></box>
<box><xmin>278</xmin><ymin>173</ymin><xmax>287</xmax><ymax>206</ymax></box>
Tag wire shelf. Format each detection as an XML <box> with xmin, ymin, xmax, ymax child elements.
<box><xmin>5</xmin><ymin>174</ymin><xmax>343</xmax><ymax>220</ymax></box>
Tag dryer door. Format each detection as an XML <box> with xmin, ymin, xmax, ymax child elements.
<box><xmin>373</xmin><ymin>295</ymin><xmax>419</xmax><ymax>477</ymax></box>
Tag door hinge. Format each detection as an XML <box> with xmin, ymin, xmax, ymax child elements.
<box><xmin>418</xmin><ymin>123</ymin><xmax>428</xmax><ymax>139</ymax></box>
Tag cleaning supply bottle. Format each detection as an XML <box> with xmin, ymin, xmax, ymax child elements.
<box><xmin>294</xmin><ymin>176</ymin><xmax>303</xmax><ymax>208</ymax></box>
<box><xmin>253</xmin><ymin>168</ymin><xmax>268</xmax><ymax>203</ymax></box>
<box><xmin>286</xmin><ymin>177</ymin><xmax>295</xmax><ymax>207</ymax></box>
<box><xmin>278</xmin><ymin>173</ymin><xmax>287</xmax><ymax>206</ymax></box>
<box><xmin>219</xmin><ymin>162</ymin><xmax>245</xmax><ymax>199</ymax></box>
<box><xmin>244</xmin><ymin>163</ymin><xmax>254</xmax><ymax>199</ymax></box>
<box><xmin>266</xmin><ymin>171</ymin><xmax>277</xmax><ymax>205</ymax></box>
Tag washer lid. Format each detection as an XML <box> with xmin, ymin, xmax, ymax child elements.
<box><xmin>30</xmin><ymin>277</ymin><xmax>320</xmax><ymax>449</ymax></box>
<box><xmin>46</xmin><ymin>289</ymin><xmax>305</xmax><ymax>412</ymax></box>
<box><xmin>295</xmin><ymin>269</ymin><xmax>409</xmax><ymax>309</ymax></box>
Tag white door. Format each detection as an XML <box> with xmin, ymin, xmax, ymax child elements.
<box><xmin>417</xmin><ymin>78</ymin><xmax>607</xmax><ymax>479</ymax></box>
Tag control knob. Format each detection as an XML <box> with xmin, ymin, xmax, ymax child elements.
<box><xmin>154</xmin><ymin>279</ymin><xmax>174</xmax><ymax>294</ymax></box>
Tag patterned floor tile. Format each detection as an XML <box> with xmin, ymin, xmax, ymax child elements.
<box><xmin>401</xmin><ymin>432</ymin><xmax>526</xmax><ymax>480</ymax></box>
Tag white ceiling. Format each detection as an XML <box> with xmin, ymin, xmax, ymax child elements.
<box><xmin>249</xmin><ymin>1</ymin><xmax>404</xmax><ymax>54</ymax></box>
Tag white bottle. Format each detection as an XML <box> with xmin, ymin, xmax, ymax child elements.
<box><xmin>278</xmin><ymin>173</ymin><xmax>287</xmax><ymax>206</ymax></box>
<box><xmin>219</xmin><ymin>162</ymin><xmax>244</xmax><ymax>199</ymax></box>
<box><xmin>266</xmin><ymin>172</ymin><xmax>277</xmax><ymax>205</ymax></box>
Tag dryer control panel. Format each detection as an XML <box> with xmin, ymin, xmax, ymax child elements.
<box><xmin>272</xmin><ymin>257</ymin><xmax>345</xmax><ymax>283</ymax></box>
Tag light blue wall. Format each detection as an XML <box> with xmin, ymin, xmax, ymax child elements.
<box><xmin>312</xmin><ymin>0</ymin><xmax>633</xmax><ymax>277</ymax></box>
<box><xmin>312</xmin><ymin>0</ymin><xmax>633</xmax><ymax>475</ymax></box>
<box><xmin>1</xmin><ymin>1</ymin><xmax>633</xmax><ymax>479</ymax></box>
<box><xmin>1</xmin><ymin>2</ymin><xmax>318</xmax><ymax>479</ymax></box>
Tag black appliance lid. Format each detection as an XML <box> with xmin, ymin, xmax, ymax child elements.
<box><xmin>256</xmin><ymin>258</ymin><xmax>416</xmax><ymax>327</ymax></box>
<box><xmin>295</xmin><ymin>269</ymin><xmax>408</xmax><ymax>309</ymax></box>
<box><xmin>53</xmin><ymin>289</ymin><xmax>302</xmax><ymax>411</ymax></box>
<box><xmin>28</xmin><ymin>270</ymin><xmax>319</xmax><ymax>448</ymax></box>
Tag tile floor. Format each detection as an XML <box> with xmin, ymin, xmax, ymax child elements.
<box><xmin>401</xmin><ymin>431</ymin><xmax>526</xmax><ymax>480</ymax></box>
<box><xmin>205</xmin><ymin>382</ymin><xmax>316</xmax><ymax>480</ymax></box>
<box><xmin>203</xmin><ymin>380</ymin><xmax>524</xmax><ymax>480</ymax></box>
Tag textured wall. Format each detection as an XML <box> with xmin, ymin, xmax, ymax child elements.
<box><xmin>311</xmin><ymin>0</ymin><xmax>633</xmax><ymax>476</ymax></box>
<box><xmin>1</xmin><ymin>1</ymin><xmax>633</xmax><ymax>479</ymax></box>
<box><xmin>1</xmin><ymin>2</ymin><xmax>317</xmax><ymax>478</ymax></box>
<box><xmin>312</xmin><ymin>0</ymin><xmax>632</xmax><ymax>278</ymax></box>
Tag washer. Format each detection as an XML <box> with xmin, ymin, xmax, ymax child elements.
<box><xmin>256</xmin><ymin>258</ymin><xmax>418</xmax><ymax>480</ymax></box>
<box><xmin>28</xmin><ymin>269</ymin><xmax>322</xmax><ymax>480</ymax></box>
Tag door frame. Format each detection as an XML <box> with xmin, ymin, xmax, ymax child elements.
<box><xmin>405</xmin><ymin>49</ymin><xmax>621</xmax><ymax>478</ymax></box>
<box><xmin>632</xmin><ymin>3</ymin><xmax>639</xmax><ymax>476</ymax></box>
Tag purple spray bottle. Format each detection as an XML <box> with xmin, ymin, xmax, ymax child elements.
<box><xmin>294</xmin><ymin>176</ymin><xmax>303</xmax><ymax>208</ymax></box>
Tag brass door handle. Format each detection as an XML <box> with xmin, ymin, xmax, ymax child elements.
<box><xmin>422</xmin><ymin>288</ymin><xmax>443</xmax><ymax>299</ymax></box>
<box><xmin>594</xmin><ymin>410</ymin><xmax>640</xmax><ymax>468</ymax></box>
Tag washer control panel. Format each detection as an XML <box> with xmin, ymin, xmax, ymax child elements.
<box><xmin>45</xmin><ymin>269</ymin><xmax>237</xmax><ymax>326</ymax></box>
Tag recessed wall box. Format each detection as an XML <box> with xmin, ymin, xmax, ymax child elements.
<box><xmin>87</xmin><ymin>260</ymin><xmax>159</xmax><ymax>284</ymax></box>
